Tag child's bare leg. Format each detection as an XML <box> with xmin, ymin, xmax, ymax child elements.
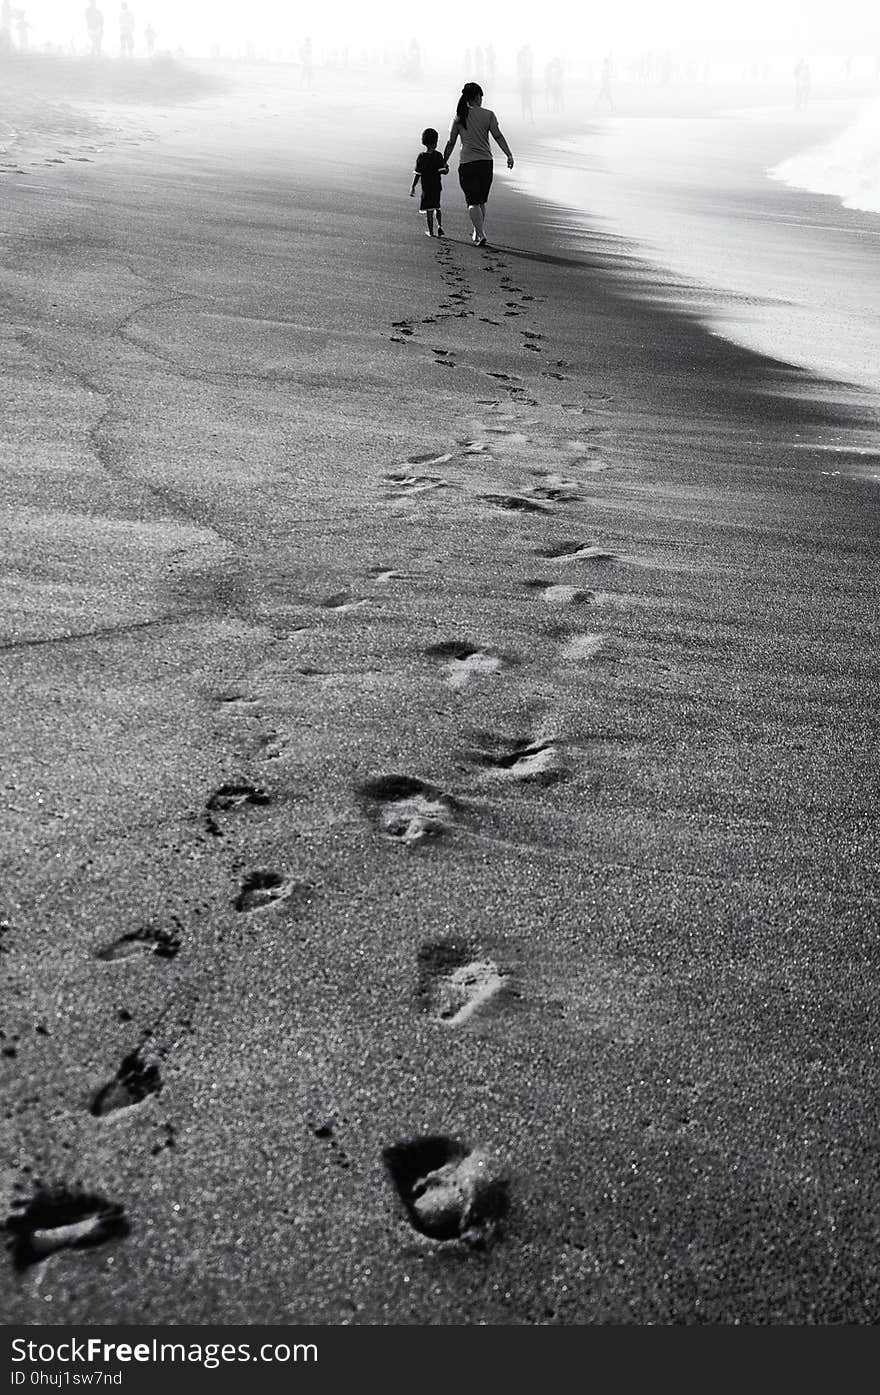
<box><xmin>425</xmin><ymin>210</ymin><xmax>435</xmax><ymax>236</ymax></box>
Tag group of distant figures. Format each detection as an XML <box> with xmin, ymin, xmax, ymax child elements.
<box><xmin>84</xmin><ymin>3</ymin><xmax>156</xmax><ymax>59</ymax></box>
<box><xmin>512</xmin><ymin>46</ymin><xmax>614</xmax><ymax>120</ymax></box>
<box><xmin>0</xmin><ymin>0</ymin><xmax>157</xmax><ymax>58</ymax></box>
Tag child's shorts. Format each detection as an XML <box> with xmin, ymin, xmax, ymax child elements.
<box><xmin>419</xmin><ymin>186</ymin><xmax>442</xmax><ymax>212</ymax></box>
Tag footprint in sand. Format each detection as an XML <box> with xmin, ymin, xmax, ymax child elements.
<box><xmin>417</xmin><ymin>940</ymin><xmax>510</xmax><ymax>1026</ymax></box>
<box><xmin>383</xmin><ymin>1136</ymin><xmax>508</xmax><ymax>1243</ymax></box>
<box><xmin>90</xmin><ymin>1049</ymin><xmax>162</xmax><ymax>1117</ymax></box>
<box><xmin>321</xmin><ymin>592</ymin><xmax>368</xmax><ymax>613</ymax></box>
<box><xmin>358</xmin><ymin>774</ymin><xmax>457</xmax><ymax>845</ymax></box>
<box><xmin>523</xmin><ymin>580</ymin><xmax>598</xmax><ymax>606</ymax></box>
<box><xmin>6</xmin><ymin>1188</ymin><xmax>130</xmax><ymax>1271</ymax></box>
<box><xmin>472</xmin><ymin>735</ymin><xmax>564</xmax><ymax>784</ymax></box>
<box><xmin>235</xmin><ymin>870</ymin><xmax>299</xmax><ymax>913</ymax></box>
<box><xmin>257</xmin><ymin>730</ymin><xmax>288</xmax><ymax>761</ymax></box>
<box><xmin>368</xmin><ymin>566</ymin><xmax>405</xmax><ymax>584</ymax></box>
<box><xmin>537</xmin><ymin>541</ymin><xmax>618</xmax><ymax>564</ymax></box>
<box><xmin>529</xmin><ymin>474</ymin><xmax>583</xmax><ymax>503</ymax></box>
<box><xmin>426</xmin><ymin>641</ymin><xmax>504</xmax><ymax>690</ymax></box>
<box><xmin>481</xmin><ymin>494</ymin><xmax>551</xmax><ymax>515</ymax></box>
<box><xmin>486</xmin><ymin>371</ymin><xmax>521</xmax><ymax>383</ymax></box>
<box><xmin>483</xmin><ymin>426</ymin><xmax>528</xmax><ymax>444</ymax></box>
<box><xmin>561</xmin><ymin>633</ymin><xmax>607</xmax><ymax>661</ymax></box>
<box><xmin>96</xmin><ymin>924</ymin><xmax>182</xmax><ymax>962</ymax></box>
<box><xmin>402</xmin><ymin>451</ymin><xmax>454</xmax><ymax>467</ymax></box>
<box><xmin>206</xmin><ymin>782</ymin><xmax>269</xmax><ymax>812</ymax></box>
<box><xmin>310</xmin><ymin>1115</ymin><xmax>351</xmax><ymax>1171</ymax></box>
<box><xmin>205</xmin><ymin>782</ymin><xmax>270</xmax><ymax>835</ymax></box>
<box><xmin>382</xmin><ymin>472</ymin><xmax>448</xmax><ymax>497</ymax></box>
<box><xmin>215</xmin><ymin>692</ymin><xmax>260</xmax><ymax>708</ymax></box>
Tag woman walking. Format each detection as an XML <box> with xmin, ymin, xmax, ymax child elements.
<box><xmin>442</xmin><ymin>81</ymin><xmax>514</xmax><ymax>247</ymax></box>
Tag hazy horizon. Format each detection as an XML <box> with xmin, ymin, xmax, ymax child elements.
<box><xmin>5</xmin><ymin>1</ymin><xmax>880</xmax><ymax>66</ymax></box>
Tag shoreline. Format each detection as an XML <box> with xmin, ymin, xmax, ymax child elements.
<box><xmin>511</xmin><ymin>103</ymin><xmax>880</xmax><ymax>412</ymax></box>
<box><xmin>1</xmin><ymin>85</ymin><xmax>878</xmax><ymax>1323</ymax></box>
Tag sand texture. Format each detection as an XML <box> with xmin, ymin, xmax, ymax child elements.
<box><xmin>1</xmin><ymin>74</ymin><xmax>879</xmax><ymax>1324</ymax></box>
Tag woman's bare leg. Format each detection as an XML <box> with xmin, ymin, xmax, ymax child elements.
<box><xmin>468</xmin><ymin>203</ymin><xmax>485</xmax><ymax>241</ymax></box>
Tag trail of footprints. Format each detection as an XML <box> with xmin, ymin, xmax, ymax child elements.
<box><xmin>3</xmin><ymin>240</ymin><xmax>625</xmax><ymax>1271</ymax></box>
<box><xmin>374</xmin><ymin>244</ymin><xmax>629</xmax><ymax>1244</ymax></box>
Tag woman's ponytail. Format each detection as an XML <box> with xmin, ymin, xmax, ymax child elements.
<box><xmin>456</xmin><ymin>81</ymin><xmax>483</xmax><ymax>128</ymax></box>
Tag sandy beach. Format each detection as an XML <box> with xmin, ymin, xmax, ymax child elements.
<box><xmin>1</xmin><ymin>60</ymin><xmax>879</xmax><ymax>1324</ymax></box>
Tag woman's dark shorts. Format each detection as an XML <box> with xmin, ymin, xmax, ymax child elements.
<box><xmin>458</xmin><ymin>159</ymin><xmax>493</xmax><ymax>205</ymax></box>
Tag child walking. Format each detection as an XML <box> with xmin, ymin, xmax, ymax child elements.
<box><xmin>410</xmin><ymin>128</ymin><xmax>448</xmax><ymax>237</ymax></box>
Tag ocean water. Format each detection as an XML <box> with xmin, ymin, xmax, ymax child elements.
<box><xmin>770</xmin><ymin>101</ymin><xmax>880</xmax><ymax>214</ymax></box>
<box><xmin>511</xmin><ymin>105</ymin><xmax>880</xmax><ymax>407</ymax></box>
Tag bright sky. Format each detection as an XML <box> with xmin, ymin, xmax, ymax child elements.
<box><xmin>19</xmin><ymin>1</ymin><xmax>880</xmax><ymax>58</ymax></box>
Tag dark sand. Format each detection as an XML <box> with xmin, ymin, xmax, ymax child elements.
<box><xmin>1</xmin><ymin>72</ymin><xmax>879</xmax><ymax>1323</ymax></box>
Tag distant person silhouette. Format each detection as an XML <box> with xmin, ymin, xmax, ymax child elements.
<box><xmin>486</xmin><ymin>43</ymin><xmax>495</xmax><ymax>84</ymax></box>
<box><xmin>545</xmin><ymin>56</ymin><xmax>563</xmax><ymax>112</ymax></box>
<box><xmin>85</xmin><ymin>1</ymin><xmax>103</xmax><ymax>57</ymax></box>
<box><xmin>442</xmin><ymin>81</ymin><xmax>514</xmax><ymax>248</ymax></box>
<box><xmin>144</xmin><ymin>21</ymin><xmax>155</xmax><ymax>56</ymax></box>
<box><xmin>793</xmin><ymin>57</ymin><xmax>810</xmax><ymax>110</ymax></box>
<box><xmin>12</xmin><ymin>7</ymin><xmax>27</xmax><ymax>49</ymax></box>
<box><xmin>596</xmin><ymin>52</ymin><xmax>614</xmax><ymax>111</ymax></box>
<box><xmin>474</xmin><ymin>45</ymin><xmax>484</xmax><ymax>81</ymax></box>
<box><xmin>300</xmin><ymin>35</ymin><xmax>313</xmax><ymax>86</ymax></box>
<box><xmin>516</xmin><ymin>44</ymin><xmax>534</xmax><ymax>122</ymax></box>
<box><xmin>119</xmin><ymin>2</ymin><xmax>134</xmax><ymax>58</ymax></box>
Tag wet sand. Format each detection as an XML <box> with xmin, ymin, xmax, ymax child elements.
<box><xmin>1</xmin><ymin>75</ymin><xmax>879</xmax><ymax>1323</ymax></box>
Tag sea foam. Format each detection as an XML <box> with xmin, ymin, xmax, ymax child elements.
<box><xmin>768</xmin><ymin>102</ymin><xmax>880</xmax><ymax>214</ymax></box>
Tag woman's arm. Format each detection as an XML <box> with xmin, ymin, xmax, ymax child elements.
<box><xmin>442</xmin><ymin>122</ymin><xmax>459</xmax><ymax>164</ymax></box>
<box><xmin>489</xmin><ymin>112</ymin><xmax>515</xmax><ymax>168</ymax></box>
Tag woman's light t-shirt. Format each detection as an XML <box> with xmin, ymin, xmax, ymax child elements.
<box><xmin>449</xmin><ymin>106</ymin><xmax>502</xmax><ymax>164</ymax></box>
